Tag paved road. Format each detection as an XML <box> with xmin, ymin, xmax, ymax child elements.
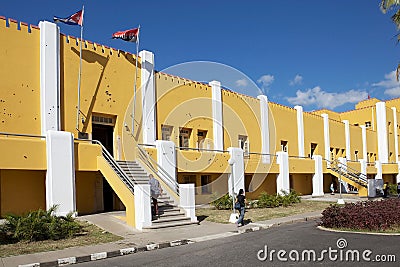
<box><xmin>77</xmin><ymin>220</ymin><xmax>400</xmax><ymax>266</ymax></box>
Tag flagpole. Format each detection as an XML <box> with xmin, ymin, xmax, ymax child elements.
<box><xmin>132</xmin><ymin>25</ymin><xmax>140</xmax><ymax>136</ymax></box>
<box><xmin>76</xmin><ymin>5</ymin><xmax>84</xmax><ymax>131</ymax></box>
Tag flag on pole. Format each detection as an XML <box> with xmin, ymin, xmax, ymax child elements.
<box><xmin>112</xmin><ymin>28</ymin><xmax>139</xmax><ymax>42</ymax></box>
<box><xmin>54</xmin><ymin>10</ymin><xmax>84</xmax><ymax>26</ymax></box>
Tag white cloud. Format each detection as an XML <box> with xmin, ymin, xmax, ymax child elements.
<box><xmin>289</xmin><ymin>74</ymin><xmax>303</xmax><ymax>86</ymax></box>
<box><xmin>257</xmin><ymin>74</ymin><xmax>274</xmax><ymax>94</ymax></box>
<box><xmin>286</xmin><ymin>86</ymin><xmax>368</xmax><ymax>109</ymax></box>
<box><xmin>372</xmin><ymin>71</ymin><xmax>400</xmax><ymax>97</ymax></box>
<box><xmin>235</xmin><ymin>78</ymin><xmax>248</xmax><ymax>87</ymax></box>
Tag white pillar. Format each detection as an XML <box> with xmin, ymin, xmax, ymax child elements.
<box><xmin>343</xmin><ymin>120</ymin><xmax>351</xmax><ymax>160</ymax></box>
<box><xmin>312</xmin><ymin>155</ymin><xmax>324</xmax><ymax>196</ymax></box>
<box><xmin>46</xmin><ymin>131</ymin><xmax>76</xmax><ymax>216</ymax></box>
<box><xmin>375</xmin><ymin>160</ymin><xmax>383</xmax><ymax>180</ymax></box>
<box><xmin>276</xmin><ymin>151</ymin><xmax>290</xmax><ymax>194</ymax></box>
<box><xmin>321</xmin><ymin>114</ymin><xmax>330</xmax><ymax>164</ymax></box>
<box><xmin>140</xmin><ymin>50</ymin><xmax>156</xmax><ymax>145</ymax></box>
<box><xmin>210</xmin><ymin>80</ymin><xmax>223</xmax><ymax>151</ymax></box>
<box><xmin>179</xmin><ymin>184</ymin><xmax>197</xmax><ymax>222</ymax></box>
<box><xmin>392</xmin><ymin>107</ymin><xmax>399</xmax><ymax>163</ymax></box>
<box><xmin>361</xmin><ymin>125</ymin><xmax>367</xmax><ymax>162</ymax></box>
<box><xmin>227</xmin><ymin>147</ymin><xmax>245</xmax><ymax>196</ymax></box>
<box><xmin>156</xmin><ymin>140</ymin><xmax>176</xmax><ymax>192</ymax></box>
<box><xmin>397</xmin><ymin>162</ymin><xmax>400</xmax><ymax>183</ymax></box>
<box><xmin>134</xmin><ymin>184</ymin><xmax>152</xmax><ymax>230</ymax></box>
<box><xmin>257</xmin><ymin>95</ymin><xmax>270</xmax><ymax>163</ymax></box>
<box><xmin>376</xmin><ymin>102</ymin><xmax>388</xmax><ymax>163</ymax></box>
<box><xmin>294</xmin><ymin>106</ymin><xmax>305</xmax><ymax>158</ymax></box>
<box><xmin>39</xmin><ymin>21</ymin><xmax>60</xmax><ymax>135</ymax></box>
<box><xmin>359</xmin><ymin>159</ymin><xmax>367</xmax><ymax>177</ymax></box>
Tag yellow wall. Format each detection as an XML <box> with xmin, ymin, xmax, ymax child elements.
<box><xmin>290</xmin><ymin>174</ymin><xmax>312</xmax><ymax>195</ymax></box>
<box><xmin>0</xmin><ymin>170</ymin><xmax>46</xmax><ymax>216</ymax></box>
<box><xmin>75</xmin><ymin>171</ymin><xmax>98</xmax><ymax>215</ymax></box>
<box><xmin>0</xmin><ymin>18</ymin><xmax>41</xmax><ymax>135</ymax></box>
<box><xmin>303</xmin><ymin>112</ymin><xmax>325</xmax><ymax>157</ymax></box>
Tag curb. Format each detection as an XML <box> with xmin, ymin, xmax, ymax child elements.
<box><xmin>18</xmin><ymin>215</ymin><xmax>321</xmax><ymax>267</ymax></box>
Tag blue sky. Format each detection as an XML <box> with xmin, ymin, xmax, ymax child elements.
<box><xmin>3</xmin><ymin>1</ymin><xmax>400</xmax><ymax>112</ymax></box>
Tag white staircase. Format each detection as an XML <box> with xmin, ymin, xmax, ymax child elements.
<box><xmin>116</xmin><ymin>160</ymin><xmax>198</xmax><ymax>229</ymax></box>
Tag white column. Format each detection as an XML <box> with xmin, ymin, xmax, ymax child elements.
<box><xmin>179</xmin><ymin>184</ymin><xmax>197</xmax><ymax>222</ymax></box>
<box><xmin>312</xmin><ymin>155</ymin><xmax>324</xmax><ymax>196</ymax></box>
<box><xmin>140</xmin><ymin>50</ymin><xmax>156</xmax><ymax>145</ymax></box>
<box><xmin>276</xmin><ymin>151</ymin><xmax>290</xmax><ymax>194</ymax></box>
<box><xmin>227</xmin><ymin>147</ymin><xmax>244</xmax><ymax>196</ymax></box>
<box><xmin>294</xmin><ymin>106</ymin><xmax>305</xmax><ymax>158</ymax></box>
<box><xmin>376</xmin><ymin>102</ymin><xmax>388</xmax><ymax>163</ymax></box>
<box><xmin>397</xmin><ymin>162</ymin><xmax>400</xmax><ymax>183</ymax></box>
<box><xmin>321</xmin><ymin>114</ymin><xmax>330</xmax><ymax>163</ymax></box>
<box><xmin>343</xmin><ymin>120</ymin><xmax>351</xmax><ymax>160</ymax></box>
<box><xmin>134</xmin><ymin>184</ymin><xmax>152</xmax><ymax>230</ymax></box>
<box><xmin>361</xmin><ymin>125</ymin><xmax>367</xmax><ymax>161</ymax></box>
<box><xmin>210</xmin><ymin>81</ymin><xmax>223</xmax><ymax>151</ymax></box>
<box><xmin>257</xmin><ymin>95</ymin><xmax>270</xmax><ymax>163</ymax></box>
<box><xmin>46</xmin><ymin>130</ymin><xmax>76</xmax><ymax>216</ymax></box>
<box><xmin>392</xmin><ymin>107</ymin><xmax>399</xmax><ymax>163</ymax></box>
<box><xmin>375</xmin><ymin>160</ymin><xmax>383</xmax><ymax>180</ymax></box>
<box><xmin>359</xmin><ymin>159</ymin><xmax>367</xmax><ymax>177</ymax></box>
<box><xmin>39</xmin><ymin>21</ymin><xmax>60</xmax><ymax>135</ymax></box>
<box><xmin>156</xmin><ymin>140</ymin><xmax>176</xmax><ymax>191</ymax></box>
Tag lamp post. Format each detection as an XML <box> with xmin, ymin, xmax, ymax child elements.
<box><xmin>337</xmin><ymin>165</ymin><xmax>345</xmax><ymax>205</ymax></box>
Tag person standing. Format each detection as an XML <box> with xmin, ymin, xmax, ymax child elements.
<box><xmin>149</xmin><ymin>174</ymin><xmax>162</xmax><ymax>216</ymax></box>
<box><xmin>235</xmin><ymin>189</ymin><xmax>246</xmax><ymax>227</ymax></box>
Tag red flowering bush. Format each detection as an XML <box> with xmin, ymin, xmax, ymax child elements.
<box><xmin>320</xmin><ymin>198</ymin><xmax>400</xmax><ymax>231</ymax></box>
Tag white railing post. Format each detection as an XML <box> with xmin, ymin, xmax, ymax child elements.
<box><xmin>134</xmin><ymin>184</ymin><xmax>152</xmax><ymax>230</ymax></box>
<box><xmin>179</xmin><ymin>184</ymin><xmax>197</xmax><ymax>222</ymax></box>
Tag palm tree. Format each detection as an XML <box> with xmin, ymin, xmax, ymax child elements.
<box><xmin>381</xmin><ymin>0</ymin><xmax>400</xmax><ymax>79</ymax></box>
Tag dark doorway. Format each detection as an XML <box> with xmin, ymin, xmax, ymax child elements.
<box><xmin>92</xmin><ymin>123</ymin><xmax>114</xmax><ymax>211</ymax></box>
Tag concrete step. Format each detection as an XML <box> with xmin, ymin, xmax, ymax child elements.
<box><xmin>143</xmin><ymin>220</ymin><xmax>198</xmax><ymax>230</ymax></box>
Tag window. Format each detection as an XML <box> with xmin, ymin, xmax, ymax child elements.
<box><xmin>238</xmin><ymin>135</ymin><xmax>249</xmax><ymax>155</ymax></box>
<box><xmin>92</xmin><ymin>115</ymin><xmax>114</xmax><ymax>126</ymax></box>
<box><xmin>355</xmin><ymin>150</ymin><xmax>358</xmax><ymax>161</ymax></box>
<box><xmin>201</xmin><ymin>175</ymin><xmax>212</xmax><ymax>194</ymax></box>
<box><xmin>197</xmin><ymin>130</ymin><xmax>207</xmax><ymax>149</ymax></box>
<box><xmin>161</xmin><ymin>125</ymin><xmax>173</xmax><ymax>141</ymax></box>
<box><xmin>365</xmin><ymin>121</ymin><xmax>371</xmax><ymax>128</ymax></box>
<box><xmin>179</xmin><ymin>128</ymin><xmax>192</xmax><ymax>148</ymax></box>
<box><xmin>330</xmin><ymin>147</ymin><xmax>335</xmax><ymax>161</ymax></box>
<box><xmin>280</xmin><ymin>140</ymin><xmax>288</xmax><ymax>152</ymax></box>
<box><xmin>354</xmin><ymin>123</ymin><xmax>359</xmax><ymax>126</ymax></box>
<box><xmin>183</xmin><ymin>175</ymin><xmax>196</xmax><ymax>184</ymax></box>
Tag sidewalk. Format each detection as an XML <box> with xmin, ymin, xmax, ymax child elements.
<box><xmin>0</xmin><ymin>194</ymin><xmax>364</xmax><ymax>267</ymax></box>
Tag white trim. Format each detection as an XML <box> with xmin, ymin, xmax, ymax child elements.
<box><xmin>321</xmin><ymin>114</ymin><xmax>330</xmax><ymax>162</ymax></box>
<box><xmin>360</xmin><ymin>125</ymin><xmax>367</xmax><ymax>161</ymax></box>
<box><xmin>342</xmin><ymin>120</ymin><xmax>351</xmax><ymax>160</ymax></box>
<box><xmin>294</xmin><ymin>106</ymin><xmax>305</xmax><ymax>158</ymax></box>
<box><xmin>257</xmin><ymin>95</ymin><xmax>270</xmax><ymax>163</ymax></box>
<box><xmin>312</xmin><ymin>155</ymin><xmax>324</xmax><ymax>196</ymax></box>
<box><xmin>39</xmin><ymin>21</ymin><xmax>60</xmax><ymax>135</ymax></box>
<box><xmin>376</xmin><ymin>102</ymin><xmax>388</xmax><ymax>163</ymax></box>
<box><xmin>375</xmin><ymin>160</ymin><xmax>383</xmax><ymax>180</ymax></box>
<box><xmin>228</xmin><ymin>147</ymin><xmax>245</xmax><ymax>196</ymax></box>
<box><xmin>140</xmin><ymin>50</ymin><xmax>156</xmax><ymax>145</ymax></box>
<box><xmin>276</xmin><ymin>151</ymin><xmax>290</xmax><ymax>194</ymax></box>
<box><xmin>46</xmin><ymin>131</ymin><xmax>76</xmax><ymax>216</ymax></box>
<box><xmin>392</xmin><ymin>107</ymin><xmax>399</xmax><ymax>163</ymax></box>
<box><xmin>210</xmin><ymin>81</ymin><xmax>223</xmax><ymax>151</ymax></box>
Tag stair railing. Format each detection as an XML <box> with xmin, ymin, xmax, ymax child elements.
<box><xmin>137</xmin><ymin>144</ymin><xmax>180</xmax><ymax>196</ymax></box>
<box><xmin>76</xmin><ymin>138</ymin><xmax>136</xmax><ymax>193</ymax></box>
<box><xmin>326</xmin><ymin>159</ymin><xmax>368</xmax><ymax>185</ymax></box>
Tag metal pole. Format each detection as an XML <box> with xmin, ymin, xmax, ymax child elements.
<box><xmin>132</xmin><ymin>26</ymin><xmax>140</xmax><ymax>136</ymax></box>
<box><xmin>76</xmin><ymin>6</ymin><xmax>84</xmax><ymax>131</ymax></box>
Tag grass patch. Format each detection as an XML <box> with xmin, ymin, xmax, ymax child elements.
<box><xmin>196</xmin><ymin>200</ymin><xmax>331</xmax><ymax>224</ymax></box>
<box><xmin>0</xmin><ymin>221</ymin><xmax>122</xmax><ymax>258</ymax></box>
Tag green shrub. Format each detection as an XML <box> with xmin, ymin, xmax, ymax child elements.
<box><xmin>0</xmin><ymin>205</ymin><xmax>82</xmax><ymax>242</ymax></box>
<box><xmin>388</xmin><ymin>184</ymin><xmax>398</xmax><ymax>196</ymax></box>
<box><xmin>211</xmin><ymin>194</ymin><xmax>233</xmax><ymax>210</ymax></box>
<box><xmin>257</xmin><ymin>190</ymin><xmax>301</xmax><ymax>208</ymax></box>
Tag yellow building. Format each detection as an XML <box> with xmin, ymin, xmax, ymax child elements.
<box><xmin>1</xmin><ymin>17</ymin><xmax>399</xmax><ymax>229</ymax></box>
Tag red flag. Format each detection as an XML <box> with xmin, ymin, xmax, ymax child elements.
<box><xmin>112</xmin><ymin>28</ymin><xmax>139</xmax><ymax>42</ymax></box>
